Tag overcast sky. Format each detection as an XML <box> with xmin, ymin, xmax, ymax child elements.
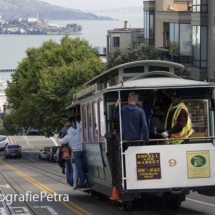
<box><xmin>40</xmin><ymin>0</ymin><xmax>143</xmax><ymax>11</ymax></box>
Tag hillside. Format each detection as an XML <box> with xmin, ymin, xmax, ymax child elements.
<box><xmin>0</xmin><ymin>0</ymin><xmax>114</xmax><ymax>20</ymax></box>
<box><xmin>88</xmin><ymin>6</ymin><xmax>143</xmax><ymax>14</ymax></box>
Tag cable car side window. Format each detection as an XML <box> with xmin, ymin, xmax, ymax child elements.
<box><xmin>99</xmin><ymin>99</ymin><xmax>105</xmax><ymax>140</ymax></box>
<box><xmin>82</xmin><ymin>105</ymin><xmax>87</xmax><ymax>141</ymax></box>
<box><xmin>87</xmin><ymin>103</ymin><xmax>92</xmax><ymax>140</ymax></box>
<box><xmin>185</xmin><ymin>101</ymin><xmax>208</xmax><ymax>137</ymax></box>
<box><xmin>93</xmin><ymin>101</ymin><xmax>99</xmax><ymax>140</ymax></box>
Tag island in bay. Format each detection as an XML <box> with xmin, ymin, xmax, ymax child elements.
<box><xmin>0</xmin><ymin>18</ymin><xmax>83</xmax><ymax>35</ymax></box>
<box><xmin>0</xmin><ymin>0</ymin><xmax>114</xmax><ymax>20</ymax></box>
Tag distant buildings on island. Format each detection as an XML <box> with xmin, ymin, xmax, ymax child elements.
<box><xmin>0</xmin><ymin>16</ymin><xmax>82</xmax><ymax>35</ymax></box>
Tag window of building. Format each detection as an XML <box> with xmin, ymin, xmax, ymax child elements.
<box><xmin>180</xmin><ymin>24</ymin><xmax>192</xmax><ymax>57</ymax></box>
<box><xmin>144</xmin><ymin>10</ymin><xmax>155</xmax><ymax>45</ymax></box>
<box><xmin>192</xmin><ymin>26</ymin><xmax>207</xmax><ymax>68</ymax></box>
<box><xmin>93</xmin><ymin>102</ymin><xmax>99</xmax><ymax>139</ymax></box>
<box><xmin>99</xmin><ymin>100</ymin><xmax>105</xmax><ymax>138</ymax></box>
<box><xmin>87</xmin><ymin>104</ymin><xmax>92</xmax><ymax>139</ymax></box>
<box><xmin>149</xmin><ymin>66</ymin><xmax>169</xmax><ymax>72</ymax></box>
<box><xmin>114</xmin><ymin>37</ymin><xmax>120</xmax><ymax>47</ymax></box>
<box><xmin>108</xmin><ymin>36</ymin><xmax>111</xmax><ymax>54</ymax></box>
<box><xmin>193</xmin><ymin>0</ymin><xmax>208</xmax><ymax>13</ymax></box>
<box><xmin>169</xmin><ymin>23</ymin><xmax>192</xmax><ymax>63</ymax></box>
<box><xmin>124</xmin><ymin>66</ymin><xmax>144</xmax><ymax>73</ymax></box>
<box><xmin>170</xmin><ymin>23</ymin><xmax>179</xmax><ymax>61</ymax></box>
<box><xmin>82</xmin><ymin>106</ymin><xmax>87</xmax><ymax>140</ymax></box>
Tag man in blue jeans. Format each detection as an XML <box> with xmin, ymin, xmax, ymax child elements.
<box><xmin>60</xmin><ymin>117</ymin><xmax>75</xmax><ymax>185</ymax></box>
<box><xmin>113</xmin><ymin>91</ymin><xmax>149</xmax><ymax>151</ymax></box>
<box><xmin>57</xmin><ymin>115</ymin><xmax>86</xmax><ymax>188</ymax></box>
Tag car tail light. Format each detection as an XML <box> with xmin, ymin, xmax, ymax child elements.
<box><xmin>18</xmin><ymin>150</ymin><xmax>21</xmax><ymax>152</ymax></box>
<box><xmin>43</xmin><ymin>152</ymin><xmax>47</xmax><ymax>154</ymax></box>
<box><xmin>7</xmin><ymin>150</ymin><xmax>10</xmax><ymax>152</ymax></box>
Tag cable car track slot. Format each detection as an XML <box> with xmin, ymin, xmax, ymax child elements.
<box><xmin>0</xmin><ymin>172</ymin><xmax>38</xmax><ymax>215</ymax></box>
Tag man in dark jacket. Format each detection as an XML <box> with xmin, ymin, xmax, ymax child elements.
<box><xmin>113</xmin><ymin>91</ymin><xmax>149</xmax><ymax>151</ymax></box>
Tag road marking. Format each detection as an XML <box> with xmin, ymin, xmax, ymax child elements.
<box><xmin>28</xmin><ymin>157</ymin><xmax>58</xmax><ymax>167</ymax></box>
<box><xmin>186</xmin><ymin>198</ymin><xmax>215</xmax><ymax>207</ymax></box>
<box><xmin>0</xmin><ymin>208</ymin><xmax>7</xmax><ymax>215</ymax></box>
<box><xmin>13</xmin><ymin>207</ymin><xmax>31</xmax><ymax>215</ymax></box>
<box><xmin>0</xmin><ymin>184</ymin><xmax>10</xmax><ymax>188</ymax></box>
<box><xmin>0</xmin><ymin>158</ymin><xmax>92</xmax><ymax>215</ymax></box>
<box><xmin>50</xmin><ymin>137</ymin><xmax>59</xmax><ymax>146</ymax></box>
<box><xmin>34</xmin><ymin>206</ymin><xmax>58</xmax><ymax>215</ymax></box>
<box><xmin>23</xmin><ymin>136</ymin><xmax>31</xmax><ymax>146</ymax></box>
<box><xmin>28</xmin><ymin>157</ymin><xmax>35</xmax><ymax>162</ymax></box>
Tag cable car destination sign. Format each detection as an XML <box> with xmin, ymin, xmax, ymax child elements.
<box><xmin>136</xmin><ymin>153</ymin><xmax>161</xmax><ymax>180</ymax></box>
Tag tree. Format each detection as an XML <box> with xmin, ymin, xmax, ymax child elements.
<box><xmin>106</xmin><ymin>45</ymin><xmax>167</xmax><ymax>70</ymax></box>
<box><xmin>3</xmin><ymin>113</ymin><xmax>23</xmax><ymax>135</ymax></box>
<box><xmin>77</xmin><ymin>25</ymin><xmax>82</xmax><ymax>32</ymax></box>
<box><xmin>5</xmin><ymin>35</ymin><xmax>104</xmax><ymax>137</ymax></box>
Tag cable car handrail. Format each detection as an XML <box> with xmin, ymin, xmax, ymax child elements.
<box><xmin>123</xmin><ymin>136</ymin><xmax>215</xmax><ymax>143</ymax></box>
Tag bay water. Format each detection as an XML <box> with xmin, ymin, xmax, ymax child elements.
<box><xmin>0</xmin><ymin>13</ymin><xmax>143</xmax><ymax>81</ymax></box>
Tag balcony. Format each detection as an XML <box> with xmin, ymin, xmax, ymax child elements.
<box><xmin>157</xmin><ymin>47</ymin><xmax>169</xmax><ymax>52</ymax></box>
<box><xmin>164</xmin><ymin>1</ymin><xmax>192</xmax><ymax>12</ymax></box>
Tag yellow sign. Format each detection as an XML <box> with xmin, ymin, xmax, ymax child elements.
<box><xmin>187</xmin><ymin>151</ymin><xmax>210</xmax><ymax>179</ymax></box>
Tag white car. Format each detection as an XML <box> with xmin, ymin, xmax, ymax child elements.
<box><xmin>39</xmin><ymin>147</ymin><xmax>51</xmax><ymax>160</ymax></box>
<box><xmin>0</xmin><ymin>136</ymin><xmax>9</xmax><ymax>151</ymax></box>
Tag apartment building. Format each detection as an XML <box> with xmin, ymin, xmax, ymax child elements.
<box><xmin>106</xmin><ymin>21</ymin><xmax>144</xmax><ymax>55</ymax></box>
<box><xmin>143</xmin><ymin>0</ymin><xmax>215</xmax><ymax>80</ymax></box>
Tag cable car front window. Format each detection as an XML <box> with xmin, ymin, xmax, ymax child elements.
<box><xmin>185</xmin><ymin>101</ymin><xmax>208</xmax><ymax>137</ymax></box>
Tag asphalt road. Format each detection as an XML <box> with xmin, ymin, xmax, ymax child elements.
<box><xmin>0</xmin><ymin>136</ymin><xmax>214</xmax><ymax>215</ymax></box>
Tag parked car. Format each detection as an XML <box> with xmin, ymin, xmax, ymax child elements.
<box><xmin>53</xmin><ymin>148</ymin><xmax>61</xmax><ymax>163</ymax></box>
<box><xmin>26</xmin><ymin>126</ymin><xmax>45</xmax><ymax>135</ymax></box>
<box><xmin>4</xmin><ymin>144</ymin><xmax>22</xmax><ymax>158</ymax></box>
<box><xmin>0</xmin><ymin>136</ymin><xmax>9</xmax><ymax>151</ymax></box>
<box><xmin>47</xmin><ymin>146</ymin><xmax>61</xmax><ymax>162</ymax></box>
<box><xmin>19</xmin><ymin>131</ymin><xmax>24</xmax><ymax>136</ymax></box>
<box><xmin>39</xmin><ymin>147</ymin><xmax>51</xmax><ymax>161</ymax></box>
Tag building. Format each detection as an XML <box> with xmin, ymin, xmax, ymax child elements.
<box><xmin>106</xmin><ymin>21</ymin><xmax>144</xmax><ymax>55</ymax></box>
<box><xmin>143</xmin><ymin>0</ymin><xmax>215</xmax><ymax>81</ymax></box>
<box><xmin>5</xmin><ymin>18</ymin><xmax>22</xmax><ymax>23</ymax></box>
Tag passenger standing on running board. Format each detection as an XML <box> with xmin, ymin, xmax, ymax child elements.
<box><xmin>113</xmin><ymin>91</ymin><xmax>149</xmax><ymax>151</ymax></box>
<box><xmin>57</xmin><ymin>114</ymin><xmax>86</xmax><ymax>188</ymax></box>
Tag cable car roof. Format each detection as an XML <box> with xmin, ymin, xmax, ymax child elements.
<box><xmin>67</xmin><ymin>71</ymin><xmax>215</xmax><ymax>109</ymax></box>
<box><xmin>83</xmin><ymin>60</ymin><xmax>185</xmax><ymax>86</ymax></box>
<box><xmin>105</xmin><ymin>76</ymin><xmax>215</xmax><ymax>92</ymax></box>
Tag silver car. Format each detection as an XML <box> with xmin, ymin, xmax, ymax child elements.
<box><xmin>4</xmin><ymin>144</ymin><xmax>22</xmax><ymax>159</ymax></box>
<box><xmin>39</xmin><ymin>147</ymin><xmax>51</xmax><ymax>161</ymax></box>
<box><xmin>0</xmin><ymin>136</ymin><xmax>9</xmax><ymax>151</ymax></box>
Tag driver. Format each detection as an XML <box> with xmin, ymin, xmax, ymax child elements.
<box><xmin>162</xmin><ymin>91</ymin><xmax>193</xmax><ymax>144</ymax></box>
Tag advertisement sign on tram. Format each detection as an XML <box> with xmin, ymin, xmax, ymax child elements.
<box><xmin>136</xmin><ymin>153</ymin><xmax>161</xmax><ymax>180</ymax></box>
<box><xmin>85</xmin><ymin>143</ymin><xmax>104</xmax><ymax>167</ymax></box>
<box><xmin>187</xmin><ymin>150</ymin><xmax>211</xmax><ymax>179</ymax></box>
